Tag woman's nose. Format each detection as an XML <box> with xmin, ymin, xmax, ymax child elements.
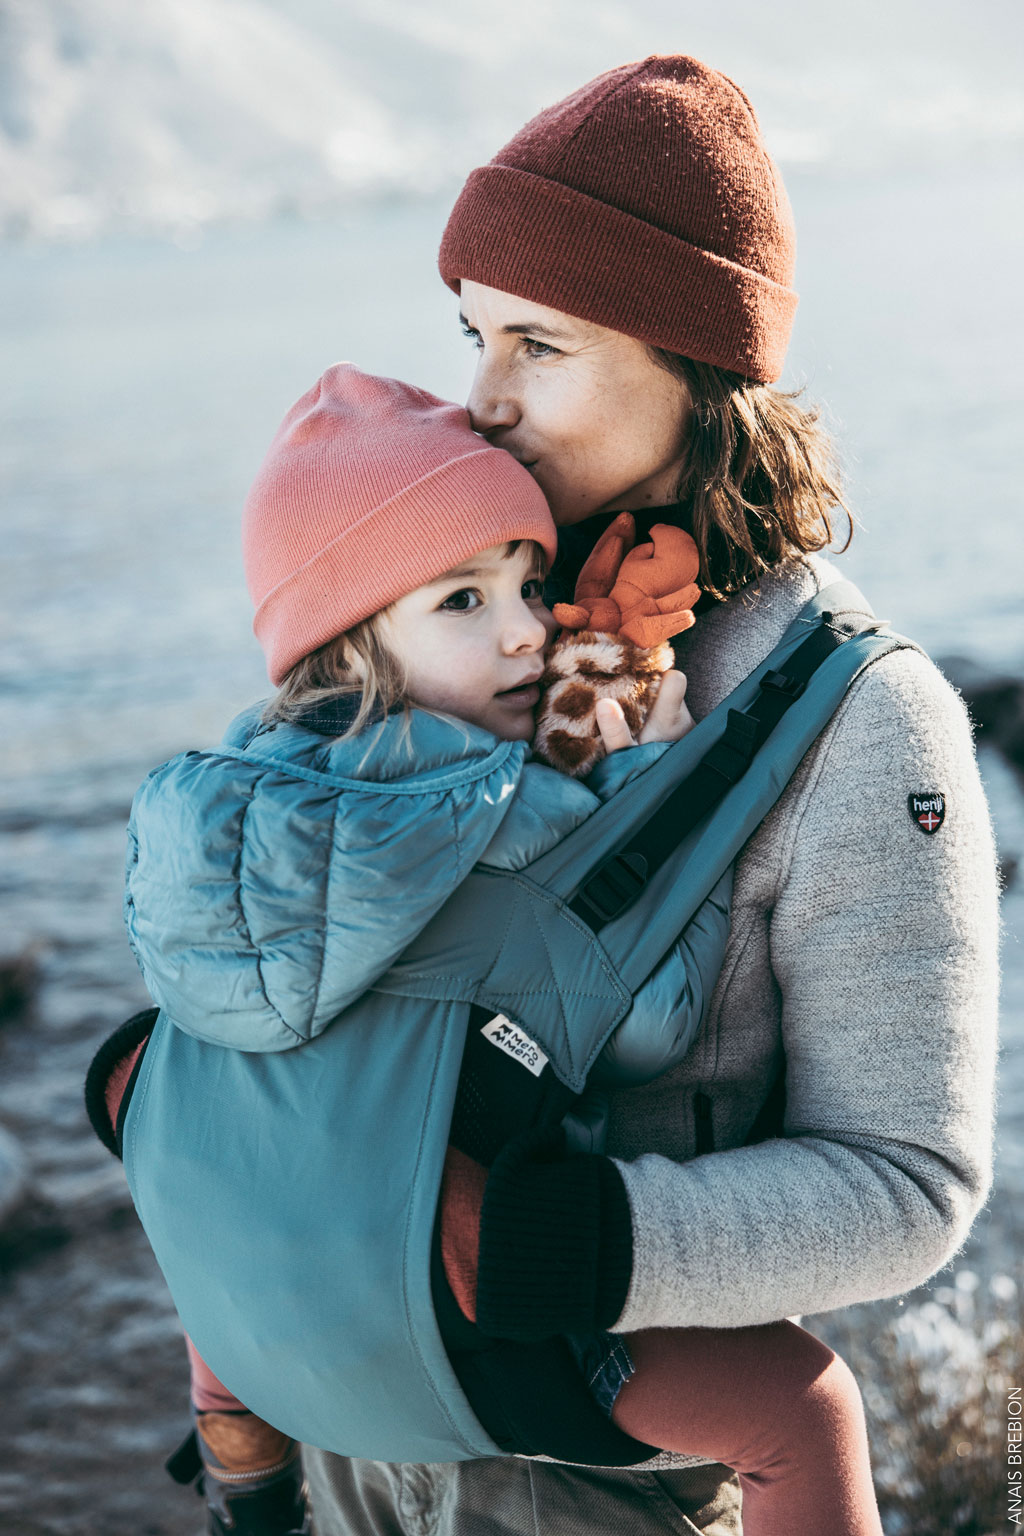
<box><xmin>466</xmin><ymin>354</ymin><xmax>519</xmax><ymax>437</ymax></box>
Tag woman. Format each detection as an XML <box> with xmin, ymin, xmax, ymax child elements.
<box><xmin>303</xmin><ymin>55</ymin><xmax>999</xmax><ymax>1535</ymax></box>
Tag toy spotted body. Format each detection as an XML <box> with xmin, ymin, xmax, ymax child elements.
<box><xmin>534</xmin><ymin>633</ymin><xmax>675</xmax><ymax>777</ymax></box>
<box><xmin>534</xmin><ymin>514</ymin><xmax>701</xmax><ymax>777</ymax></box>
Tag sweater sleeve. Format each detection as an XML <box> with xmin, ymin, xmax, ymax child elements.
<box><xmin>612</xmin><ymin>647</ymin><xmax>1000</xmax><ymax>1331</ymax></box>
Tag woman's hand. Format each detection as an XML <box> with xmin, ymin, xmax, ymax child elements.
<box><xmin>597</xmin><ymin>669</ymin><xmax>694</xmax><ymax>754</ymax></box>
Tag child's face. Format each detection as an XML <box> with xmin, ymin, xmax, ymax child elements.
<box><xmin>378</xmin><ymin>542</ymin><xmax>558</xmax><ymax>740</ymax></box>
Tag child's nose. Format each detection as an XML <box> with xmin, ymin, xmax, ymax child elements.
<box><xmin>504</xmin><ymin>603</ymin><xmax>551</xmax><ymax>654</ymax></box>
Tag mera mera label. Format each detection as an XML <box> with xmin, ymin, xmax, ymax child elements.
<box><xmin>480</xmin><ymin>1014</ymin><xmax>549</xmax><ymax>1078</ymax></box>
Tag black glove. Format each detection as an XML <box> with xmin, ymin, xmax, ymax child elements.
<box><xmin>474</xmin><ymin>1125</ymin><xmax>633</xmax><ymax>1342</ymax></box>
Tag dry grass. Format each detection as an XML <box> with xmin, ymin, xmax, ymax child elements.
<box><xmin>814</xmin><ymin>1270</ymin><xmax>1023</xmax><ymax>1536</ymax></box>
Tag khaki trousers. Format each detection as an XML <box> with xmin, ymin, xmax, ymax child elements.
<box><xmin>302</xmin><ymin>1451</ymin><xmax>742</xmax><ymax>1535</ymax></box>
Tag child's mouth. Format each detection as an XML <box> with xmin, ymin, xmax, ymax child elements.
<box><xmin>495</xmin><ymin>680</ymin><xmax>542</xmax><ymax>706</ymax></box>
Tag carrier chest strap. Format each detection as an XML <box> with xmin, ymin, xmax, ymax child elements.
<box><xmin>568</xmin><ymin>616</ymin><xmax>860</xmax><ymax>931</ymax></box>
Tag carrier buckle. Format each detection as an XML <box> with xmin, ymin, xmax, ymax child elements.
<box><xmin>760</xmin><ymin>669</ymin><xmax>805</xmax><ymax>700</ymax></box>
<box><xmin>701</xmin><ymin>709</ymin><xmax>761</xmax><ymax>786</ymax></box>
<box><xmin>575</xmin><ymin>852</ymin><xmax>649</xmax><ymax>925</ymax></box>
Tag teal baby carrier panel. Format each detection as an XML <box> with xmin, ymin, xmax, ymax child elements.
<box><xmin>122</xmin><ymin>581</ymin><xmax>913</xmax><ymax>1462</ymax></box>
<box><xmin>124</xmin><ymin>993</ymin><xmax>494</xmax><ymax>1460</ymax></box>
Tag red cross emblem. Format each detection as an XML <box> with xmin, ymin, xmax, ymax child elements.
<box><xmin>908</xmin><ymin>792</ymin><xmax>945</xmax><ymax>835</ymax></box>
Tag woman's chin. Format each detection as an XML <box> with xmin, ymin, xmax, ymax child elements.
<box><xmin>547</xmin><ymin>493</ymin><xmax>601</xmax><ymax>529</ymax></box>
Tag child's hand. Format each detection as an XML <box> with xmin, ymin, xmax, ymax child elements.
<box><xmin>596</xmin><ymin>670</ymin><xmax>694</xmax><ymax>754</ymax></box>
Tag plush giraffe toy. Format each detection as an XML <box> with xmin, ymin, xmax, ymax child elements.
<box><xmin>533</xmin><ymin>513</ymin><xmax>701</xmax><ymax>777</ymax></box>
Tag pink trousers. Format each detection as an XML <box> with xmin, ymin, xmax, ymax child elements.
<box><xmin>612</xmin><ymin>1322</ymin><xmax>883</xmax><ymax>1536</ymax></box>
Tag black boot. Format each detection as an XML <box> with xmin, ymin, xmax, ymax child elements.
<box><xmin>167</xmin><ymin>1411</ymin><xmax>311</xmax><ymax>1535</ymax></box>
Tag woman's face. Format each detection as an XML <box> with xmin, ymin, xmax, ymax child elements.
<box><xmin>459</xmin><ymin>281</ymin><xmax>692</xmax><ymax>527</ymax></box>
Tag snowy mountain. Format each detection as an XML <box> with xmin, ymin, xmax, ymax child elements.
<box><xmin>0</xmin><ymin>0</ymin><xmax>1020</xmax><ymax>241</ymax></box>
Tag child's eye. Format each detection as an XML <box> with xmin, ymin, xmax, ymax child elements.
<box><xmin>521</xmin><ymin>578</ymin><xmax>546</xmax><ymax>601</ymax></box>
<box><xmin>440</xmin><ymin>588</ymin><xmax>482</xmax><ymax>612</ymax></box>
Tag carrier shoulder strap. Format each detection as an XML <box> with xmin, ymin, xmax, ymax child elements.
<box><xmin>450</xmin><ymin>611</ymin><xmax>855</xmax><ymax>1158</ymax></box>
<box><xmin>569</xmin><ymin>596</ymin><xmax>881</xmax><ymax>931</ymax></box>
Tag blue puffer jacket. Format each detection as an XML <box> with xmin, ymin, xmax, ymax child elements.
<box><xmin>124</xmin><ymin>702</ymin><xmax>730</xmax><ymax>1080</ymax></box>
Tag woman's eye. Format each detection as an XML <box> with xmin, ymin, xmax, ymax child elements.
<box><xmin>460</xmin><ymin>323</ymin><xmax>483</xmax><ymax>350</ymax></box>
<box><xmin>440</xmin><ymin>588</ymin><xmax>482</xmax><ymax>612</ymax></box>
<box><xmin>521</xmin><ymin>578</ymin><xmax>546</xmax><ymax>601</ymax></box>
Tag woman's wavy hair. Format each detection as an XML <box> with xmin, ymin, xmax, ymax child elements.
<box><xmin>650</xmin><ymin>351</ymin><xmax>853</xmax><ymax>601</ymax></box>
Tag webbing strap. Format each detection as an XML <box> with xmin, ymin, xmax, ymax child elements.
<box><xmin>568</xmin><ymin>616</ymin><xmax>851</xmax><ymax>931</ymax></box>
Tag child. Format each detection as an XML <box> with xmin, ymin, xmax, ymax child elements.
<box><xmin>113</xmin><ymin>365</ymin><xmax>883</xmax><ymax>1536</ymax></box>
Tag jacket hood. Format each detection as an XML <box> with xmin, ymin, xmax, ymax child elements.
<box><xmin>125</xmin><ymin>704</ymin><xmax>530</xmax><ymax>1052</ymax></box>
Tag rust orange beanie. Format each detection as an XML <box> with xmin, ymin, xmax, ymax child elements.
<box><xmin>439</xmin><ymin>55</ymin><xmax>797</xmax><ymax>383</ymax></box>
<box><xmin>243</xmin><ymin>365</ymin><xmax>557</xmax><ymax>684</ymax></box>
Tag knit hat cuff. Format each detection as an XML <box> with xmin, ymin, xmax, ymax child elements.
<box><xmin>440</xmin><ymin>164</ymin><xmax>798</xmax><ymax>383</ymax></box>
<box><xmin>253</xmin><ymin>445</ymin><xmax>557</xmax><ymax>685</ymax></box>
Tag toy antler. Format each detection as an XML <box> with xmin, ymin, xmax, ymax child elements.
<box><xmin>552</xmin><ymin>515</ymin><xmax>700</xmax><ymax>646</ymax></box>
<box><xmin>534</xmin><ymin>516</ymin><xmax>701</xmax><ymax>778</ymax></box>
<box><xmin>552</xmin><ymin>512</ymin><xmax>637</xmax><ymax>634</ymax></box>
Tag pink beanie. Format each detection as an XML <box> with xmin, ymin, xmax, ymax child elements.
<box><xmin>242</xmin><ymin>365</ymin><xmax>558</xmax><ymax>684</ymax></box>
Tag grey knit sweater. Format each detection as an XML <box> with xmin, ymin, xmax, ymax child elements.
<box><xmin>608</xmin><ymin>554</ymin><xmax>999</xmax><ymax>1368</ymax></box>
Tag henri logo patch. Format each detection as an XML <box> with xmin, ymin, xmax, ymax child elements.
<box><xmin>908</xmin><ymin>792</ymin><xmax>945</xmax><ymax>835</ymax></box>
<box><xmin>480</xmin><ymin>1015</ymin><xmax>549</xmax><ymax>1078</ymax></box>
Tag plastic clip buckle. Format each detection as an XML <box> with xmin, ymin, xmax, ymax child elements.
<box><xmin>702</xmin><ymin>708</ymin><xmax>761</xmax><ymax>786</ymax></box>
<box><xmin>760</xmin><ymin>669</ymin><xmax>806</xmax><ymax>700</ymax></box>
<box><xmin>575</xmin><ymin>852</ymin><xmax>649</xmax><ymax>925</ymax></box>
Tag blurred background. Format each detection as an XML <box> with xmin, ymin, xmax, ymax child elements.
<box><xmin>0</xmin><ymin>2</ymin><xmax>1021</xmax><ymax>1531</ymax></box>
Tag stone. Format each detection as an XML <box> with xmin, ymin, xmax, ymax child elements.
<box><xmin>938</xmin><ymin>657</ymin><xmax>1024</xmax><ymax>779</ymax></box>
<box><xmin>0</xmin><ymin>947</ymin><xmax>41</xmax><ymax>1023</ymax></box>
<box><xmin>0</xmin><ymin>1123</ymin><xmax>28</xmax><ymax>1229</ymax></box>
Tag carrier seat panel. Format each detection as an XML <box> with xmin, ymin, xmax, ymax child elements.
<box><xmin>123</xmin><ymin>1001</ymin><xmax>502</xmax><ymax>1462</ymax></box>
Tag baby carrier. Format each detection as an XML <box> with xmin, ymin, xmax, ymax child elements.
<box><xmin>87</xmin><ymin>581</ymin><xmax>913</xmax><ymax>1467</ymax></box>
